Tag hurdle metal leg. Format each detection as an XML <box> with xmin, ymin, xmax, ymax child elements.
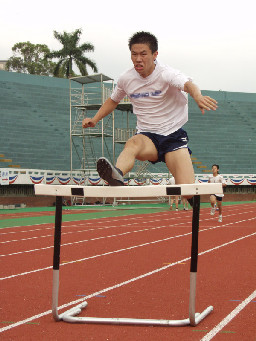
<box><xmin>52</xmin><ymin>196</ymin><xmax>63</xmax><ymax>321</ymax></box>
<box><xmin>189</xmin><ymin>195</ymin><xmax>213</xmax><ymax>326</ymax></box>
<box><xmin>51</xmin><ymin>194</ymin><xmax>213</xmax><ymax>326</ymax></box>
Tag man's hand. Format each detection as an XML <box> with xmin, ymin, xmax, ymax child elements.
<box><xmin>81</xmin><ymin>98</ymin><xmax>119</xmax><ymax>129</ymax></box>
<box><xmin>194</xmin><ymin>95</ymin><xmax>218</xmax><ymax>115</ymax></box>
<box><xmin>184</xmin><ymin>81</ymin><xmax>218</xmax><ymax>114</ymax></box>
<box><xmin>82</xmin><ymin>117</ymin><xmax>97</xmax><ymax>128</ymax></box>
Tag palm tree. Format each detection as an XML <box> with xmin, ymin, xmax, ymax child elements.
<box><xmin>47</xmin><ymin>29</ymin><xmax>98</xmax><ymax>78</ymax></box>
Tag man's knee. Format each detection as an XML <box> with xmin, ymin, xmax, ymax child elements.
<box><xmin>124</xmin><ymin>137</ymin><xmax>142</xmax><ymax>153</ymax></box>
<box><xmin>124</xmin><ymin>135</ymin><xmax>157</xmax><ymax>161</ymax></box>
<box><xmin>210</xmin><ymin>195</ymin><xmax>216</xmax><ymax>203</ymax></box>
<box><xmin>125</xmin><ymin>136</ymin><xmax>139</xmax><ymax>147</ymax></box>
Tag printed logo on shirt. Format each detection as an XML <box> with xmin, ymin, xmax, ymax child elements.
<box><xmin>130</xmin><ymin>90</ymin><xmax>162</xmax><ymax>99</ymax></box>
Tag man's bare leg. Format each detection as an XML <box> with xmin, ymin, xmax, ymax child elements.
<box><xmin>217</xmin><ymin>200</ymin><xmax>222</xmax><ymax>215</ymax></box>
<box><xmin>165</xmin><ymin>148</ymin><xmax>195</xmax><ymax>184</ymax></box>
<box><xmin>210</xmin><ymin>195</ymin><xmax>216</xmax><ymax>215</ymax></box>
<box><xmin>165</xmin><ymin>148</ymin><xmax>195</xmax><ymax>201</ymax></box>
<box><xmin>97</xmin><ymin>134</ymin><xmax>158</xmax><ymax>185</ymax></box>
<box><xmin>116</xmin><ymin>134</ymin><xmax>158</xmax><ymax>175</ymax></box>
<box><xmin>210</xmin><ymin>195</ymin><xmax>216</xmax><ymax>208</ymax></box>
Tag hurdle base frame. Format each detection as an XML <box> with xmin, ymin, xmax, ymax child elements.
<box><xmin>42</xmin><ymin>185</ymin><xmax>219</xmax><ymax>327</ymax></box>
<box><xmin>52</xmin><ymin>270</ymin><xmax>213</xmax><ymax>326</ymax></box>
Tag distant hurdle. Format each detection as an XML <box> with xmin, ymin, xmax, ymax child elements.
<box><xmin>34</xmin><ymin>183</ymin><xmax>223</xmax><ymax>327</ymax></box>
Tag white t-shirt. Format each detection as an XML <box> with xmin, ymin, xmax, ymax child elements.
<box><xmin>208</xmin><ymin>174</ymin><xmax>226</xmax><ymax>197</ymax></box>
<box><xmin>111</xmin><ymin>60</ymin><xmax>192</xmax><ymax>136</ymax></box>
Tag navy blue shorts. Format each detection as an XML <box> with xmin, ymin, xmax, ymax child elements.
<box><xmin>138</xmin><ymin>128</ymin><xmax>192</xmax><ymax>164</ymax></box>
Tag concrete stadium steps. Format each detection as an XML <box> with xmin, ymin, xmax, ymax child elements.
<box><xmin>0</xmin><ymin>152</ymin><xmax>21</xmax><ymax>168</ymax></box>
<box><xmin>0</xmin><ymin>70</ymin><xmax>256</xmax><ymax>174</ymax></box>
<box><xmin>184</xmin><ymin>96</ymin><xmax>256</xmax><ymax>174</ymax></box>
<box><xmin>0</xmin><ymin>74</ymin><xmax>71</xmax><ymax>170</ymax></box>
<box><xmin>227</xmin><ymin>101</ymin><xmax>256</xmax><ymax>133</ymax></box>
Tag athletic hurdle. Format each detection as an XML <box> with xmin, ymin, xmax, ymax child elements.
<box><xmin>34</xmin><ymin>183</ymin><xmax>223</xmax><ymax>326</ymax></box>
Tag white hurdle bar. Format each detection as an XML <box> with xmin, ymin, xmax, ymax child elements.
<box><xmin>34</xmin><ymin>183</ymin><xmax>222</xmax><ymax>327</ymax></box>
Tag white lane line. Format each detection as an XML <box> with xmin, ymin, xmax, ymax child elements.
<box><xmin>1</xmin><ymin>216</ymin><xmax>255</xmax><ymax>259</ymax></box>
<box><xmin>0</xmin><ymin>218</ymin><xmax>187</xmax><ymax>257</ymax></box>
<box><xmin>1</xmin><ymin>258</ymin><xmax>190</xmax><ymax>333</ymax></box>
<box><xmin>0</xmin><ymin>211</ymin><xmax>167</xmax><ymax>231</ymax></box>
<box><xmin>1</xmin><ymin>222</ymin><xmax>255</xmax><ymax>281</ymax></box>
<box><xmin>0</xmin><ymin>212</ymin><xmax>163</xmax><ymax>235</ymax></box>
<box><xmin>0</xmin><ymin>231</ymin><xmax>255</xmax><ymax>334</ymax></box>
<box><xmin>0</xmin><ymin>205</ymin><xmax>252</xmax><ymax>232</ymax></box>
<box><xmin>0</xmin><ymin>228</ymin><xmax>193</xmax><ymax>280</ymax></box>
<box><xmin>0</xmin><ymin>226</ymin><xmax>52</xmax><ymax>235</ymax></box>
<box><xmin>1</xmin><ymin>208</ymin><xmax>254</xmax><ymax>243</ymax></box>
<box><xmin>200</xmin><ymin>289</ymin><xmax>256</xmax><ymax>341</ymax></box>
<box><xmin>0</xmin><ymin>215</ymin><xmax>179</xmax><ymax>243</ymax></box>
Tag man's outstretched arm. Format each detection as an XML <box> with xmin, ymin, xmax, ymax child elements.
<box><xmin>184</xmin><ymin>81</ymin><xmax>218</xmax><ymax>114</ymax></box>
<box><xmin>82</xmin><ymin>98</ymin><xmax>119</xmax><ymax>128</ymax></box>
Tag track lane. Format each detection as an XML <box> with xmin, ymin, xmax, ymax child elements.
<box><xmin>0</xmin><ymin>204</ymin><xmax>255</xmax><ymax>340</ymax></box>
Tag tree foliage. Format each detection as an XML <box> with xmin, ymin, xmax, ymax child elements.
<box><xmin>46</xmin><ymin>28</ymin><xmax>98</xmax><ymax>78</ymax></box>
<box><xmin>6</xmin><ymin>42</ymin><xmax>56</xmax><ymax>76</ymax></box>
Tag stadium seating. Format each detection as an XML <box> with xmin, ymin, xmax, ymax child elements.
<box><xmin>0</xmin><ymin>70</ymin><xmax>255</xmax><ymax>174</ymax></box>
<box><xmin>0</xmin><ymin>71</ymin><xmax>70</xmax><ymax>170</ymax></box>
<box><xmin>184</xmin><ymin>91</ymin><xmax>256</xmax><ymax>174</ymax></box>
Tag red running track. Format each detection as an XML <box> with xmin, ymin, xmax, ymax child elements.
<box><xmin>0</xmin><ymin>203</ymin><xmax>255</xmax><ymax>340</ymax></box>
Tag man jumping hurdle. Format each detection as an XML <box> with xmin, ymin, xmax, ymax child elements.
<box><xmin>82</xmin><ymin>31</ymin><xmax>218</xmax><ymax>189</ymax></box>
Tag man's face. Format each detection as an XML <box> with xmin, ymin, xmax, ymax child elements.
<box><xmin>212</xmin><ymin>166</ymin><xmax>218</xmax><ymax>174</ymax></box>
<box><xmin>131</xmin><ymin>43</ymin><xmax>158</xmax><ymax>78</ymax></box>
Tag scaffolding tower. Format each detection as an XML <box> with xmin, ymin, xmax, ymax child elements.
<box><xmin>69</xmin><ymin>74</ymin><xmax>134</xmax><ymax>183</ymax></box>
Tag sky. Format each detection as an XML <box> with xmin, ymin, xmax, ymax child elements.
<box><xmin>1</xmin><ymin>0</ymin><xmax>256</xmax><ymax>93</ymax></box>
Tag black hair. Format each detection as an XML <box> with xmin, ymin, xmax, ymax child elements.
<box><xmin>128</xmin><ymin>31</ymin><xmax>158</xmax><ymax>53</ymax></box>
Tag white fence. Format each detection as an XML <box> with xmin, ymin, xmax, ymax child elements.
<box><xmin>1</xmin><ymin>168</ymin><xmax>255</xmax><ymax>186</ymax></box>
